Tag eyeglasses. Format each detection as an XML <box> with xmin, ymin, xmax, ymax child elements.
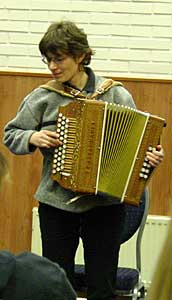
<box><xmin>42</xmin><ymin>56</ymin><xmax>66</xmax><ymax>65</ymax></box>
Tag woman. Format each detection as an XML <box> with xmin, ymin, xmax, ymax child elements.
<box><xmin>3</xmin><ymin>20</ymin><xmax>164</xmax><ymax>300</ymax></box>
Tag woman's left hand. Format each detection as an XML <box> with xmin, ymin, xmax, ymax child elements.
<box><xmin>146</xmin><ymin>144</ymin><xmax>164</xmax><ymax>167</ymax></box>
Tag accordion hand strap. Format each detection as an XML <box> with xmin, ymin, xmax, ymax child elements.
<box><xmin>40</xmin><ymin>78</ymin><xmax>123</xmax><ymax>99</ymax></box>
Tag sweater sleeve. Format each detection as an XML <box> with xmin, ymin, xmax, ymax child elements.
<box><xmin>113</xmin><ymin>85</ymin><xmax>136</xmax><ymax>108</ymax></box>
<box><xmin>3</xmin><ymin>95</ymin><xmax>40</xmax><ymax>155</ymax></box>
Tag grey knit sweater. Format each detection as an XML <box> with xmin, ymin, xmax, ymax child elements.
<box><xmin>3</xmin><ymin>69</ymin><xmax>135</xmax><ymax>212</ymax></box>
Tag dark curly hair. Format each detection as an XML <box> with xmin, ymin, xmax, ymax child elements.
<box><xmin>39</xmin><ymin>21</ymin><xmax>94</xmax><ymax>66</ymax></box>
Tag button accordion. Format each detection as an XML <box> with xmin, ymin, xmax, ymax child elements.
<box><xmin>51</xmin><ymin>98</ymin><xmax>166</xmax><ymax>206</ymax></box>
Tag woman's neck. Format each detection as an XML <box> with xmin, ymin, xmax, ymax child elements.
<box><xmin>68</xmin><ymin>71</ymin><xmax>88</xmax><ymax>91</ymax></box>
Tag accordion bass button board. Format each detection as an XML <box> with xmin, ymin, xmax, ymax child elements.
<box><xmin>51</xmin><ymin>98</ymin><xmax>166</xmax><ymax>206</ymax></box>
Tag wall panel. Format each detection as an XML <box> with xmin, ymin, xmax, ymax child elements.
<box><xmin>0</xmin><ymin>71</ymin><xmax>171</xmax><ymax>253</ymax></box>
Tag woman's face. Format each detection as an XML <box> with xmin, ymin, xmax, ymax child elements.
<box><xmin>45</xmin><ymin>51</ymin><xmax>84</xmax><ymax>86</ymax></box>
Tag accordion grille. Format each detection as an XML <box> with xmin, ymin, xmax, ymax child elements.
<box><xmin>97</xmin><ymin>103</ymin><xmax>148</xmax><ymax>199</ymax></box>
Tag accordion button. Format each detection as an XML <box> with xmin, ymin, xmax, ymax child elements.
<box><xmin>148</xmin><ymin>146</ymin><xmax>153</xmax><ymax>152</ymax></box>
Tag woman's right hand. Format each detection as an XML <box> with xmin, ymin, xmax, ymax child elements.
<box><xmin>29</xmin><ymin>130</ymin><xmax>62</xmax><ymax>148</ymax></box>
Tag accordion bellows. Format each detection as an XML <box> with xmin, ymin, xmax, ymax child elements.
<box><xmin>51</xmin><ymin>99</ymin><xmax>166</xmax><ymax>206</ymax></box>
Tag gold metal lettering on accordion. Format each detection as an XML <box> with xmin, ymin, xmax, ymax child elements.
<box><xmin>85</xmin><ymin>121</ymin><xmax>97</xmax><ymax>175</ymax></box>
<box><xmin>51</xmin><ymin>99</ymin><xmax>166</xmax><ymax>206</ymax></box>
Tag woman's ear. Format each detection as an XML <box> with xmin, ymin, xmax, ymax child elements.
<box><xmin>77</xmin><ymin>53</ymin><xmax>86</xmax><ymax>64</ymax></box>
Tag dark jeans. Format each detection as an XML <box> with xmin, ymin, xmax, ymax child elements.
<box><xmin>38</xmin><ymin>202</ymin><xmax>125</xmax><ymax>300</ymax></box>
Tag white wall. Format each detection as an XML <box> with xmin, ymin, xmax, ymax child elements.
<box><xmin>1</xmin><ymin>0</ymin><xmax>172</xmax><ymax>78</ymax></box>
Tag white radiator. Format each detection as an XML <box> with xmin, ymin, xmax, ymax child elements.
<box><xmin>31</xmin><ymin>207</ymin><xmax>172</xmax><ymax>287</ymax></box>
<box><xmin>118</xmin><ymin>215</ymin><xmax>172</xmax><ymax>287</ymax></box>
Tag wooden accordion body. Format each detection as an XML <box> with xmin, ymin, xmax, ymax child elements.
<box><xmin>51</xmin><ymin>99</ymin><xmax>166</xmax><ymax>206</ymax></box>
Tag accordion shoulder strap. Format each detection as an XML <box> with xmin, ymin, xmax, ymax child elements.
<box><xmin>40</xmin><ymin>78</ymin><xmax>123</xmax><ymax>99</ymax></box>
<box><xmin>90</xmin><ymin>79</ymin><xmax>123</xmax><ymax>99</ymax></box>
<box><xmin>40</xmin><ymin>80</ymin><xmax>76</xmax><ymax>99</ymax></box>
